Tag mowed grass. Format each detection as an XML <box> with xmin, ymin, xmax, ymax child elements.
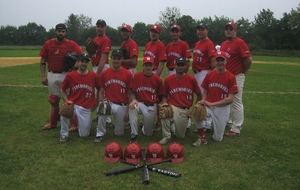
<box><xmin>0</xmin><ymin>52</ymin><xmax>300</xmax><ymax>190</ymax></box>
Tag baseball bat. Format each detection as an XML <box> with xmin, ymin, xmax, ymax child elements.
<box><xmin>121</xmin><ymin>160</ymin><xmax>181</xmax><ymax>178</ymax></box>
<box><xmin>142</xmin><ymin>149</ymin><xmax>150</xmax><ymax>185</ymax></box>
<box><xmin>104</xmin><ymin>159</ymin><xmax>172</xmax><ymax>176</ymax></box>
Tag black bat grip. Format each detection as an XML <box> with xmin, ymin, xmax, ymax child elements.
<box><xmin>104</xmin><ymin>165</ymin><xmax>141</xmax><ymax>176</ymax></box>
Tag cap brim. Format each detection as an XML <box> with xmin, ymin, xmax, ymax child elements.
<box><xmin>125</xmin><ymin>157</ymin><xmax>141</xmax><ymax>164</ymax></box>
<box><xmin>170</xmin><ymin>157</ymin><xmax>184</xmax><ymax>163</ymax></box>
<box><xmin>147</xmin><ymin>157</ymin><xmax>163</xmax><ymax>163</ymax></box>
<box><xmin>112</xmin><ymin>54</ymin><xmax>123</xmax><ymax>57</ymax></box>
<box><xmin>104</xmin><ymin>156</ymin><xmax>121</xmax><ymax>163</ymax></box>
<box><xmin>80</xmin><ymin>58</ymin><xmax>90</xmax><ymax>61</ymax></box>
<box><xmin>215</xmin><ymin>55</ymin><xmax>226</xmax><ymax>60</ymax></box>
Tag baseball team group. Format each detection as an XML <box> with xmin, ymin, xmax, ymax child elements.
<box><xmin>39</xmin><ymin>19</ymin><xmax>252</xmax><ymax>147</ymax></box>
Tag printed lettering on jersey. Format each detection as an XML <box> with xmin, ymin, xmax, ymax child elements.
<box><xmin>193</xmin><ymin>49</ymin><xmax>204</xmax><ymax>56</ymax></box>
<box><xmin>105</xmin><ymin>79</ymin><xmax>126</xmax><ymax>87</ymax></box>
<box><xmin>169</xmin><ymin>87</ymin><xmax>193</xmax><ymax>95</ymax></box>
<box><xmin>208</xmin><ymin>83</ymin><xmax>228</xmax><ymax>93</ymax></box>
<box><xmin>72</xmin><ymin>84</ymin><xmax>93</xmax><ymax>92</ymax></box>
<box><xmin>136</xmin><ymin>86</ymin><xmax>156</xmax><ymax>94</ymax></box>
<box><xmin>167</xmin><ymin>52</ymin><xmax>181</xmax><ymax>57</ymax></box>
<box><xmin>144</xmin><ymin>51</ymin><xmax>156</xmax><ymax>59</ymax></box>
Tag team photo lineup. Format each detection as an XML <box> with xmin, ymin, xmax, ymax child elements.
<box><xmin>39</xmin><ymin>18</ymin><xmax>252</xmax><ymax>158</ymax></box>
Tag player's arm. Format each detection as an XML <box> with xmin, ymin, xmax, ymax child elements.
<box><xmin>98</xmin><ymin>87</ymin><xmax>105</xmax><ymax>102</ymax></box>
<box><xmin>243</xmin><ymin>56</ymin><xmax>252</xmax><ymax>73</ymax></box>
<box><xmin>96</xmin><ymin>53</ymin><xmax>108</xmax><ymax>76</ymax></box>
<box><xmin>200</xmin><ymin>90</ymin><xmax>208</xmax><ymax>104</ymax></box>
<box><xmin>209</xmin><ymin>56</ymin><xmax>216</xmax><ymax>69</ymax></box>
<box><xmin>160</xmin><ymin>96</ymin><xmax>168</xmax><ymax>104</ymax></box>
<box><xmin>156</xmin><ymin>61</ymin><xmax>165</xmax><ymax>77</ymax></box>
<box><xmin>122</xmin><ymin>56</ymin><xmax>138</xmax><ymax>68</ymax></box>
<box><xmin>60</xmin><ymin>87</ymin><xmax>69</xmax><ymax>103</ymax></box>
<box><xmin>40</xmin><ymin>57</ymin><xmax>48</xmax><ymax>86</ymax></box>
<box><xmin>205</xmin><ymin>93</ymin><xmax>235</xmax><ymax>107</ymax></box>
<box><xmin>128</xmin><ymin>90</ymin><xmax>138</xmax><ymax>109</ymax></box>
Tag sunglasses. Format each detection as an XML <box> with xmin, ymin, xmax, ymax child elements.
<box><xmin>225</xmin><ymin>27</ymin><xmax>234</xmax><ymax>31</ymax></box>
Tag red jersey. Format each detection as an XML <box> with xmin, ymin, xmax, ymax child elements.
<box><xmin>144</xmin><ymin>41</ymin><xmax>167</xmax><ymax>69</ymax></box>
<box><xmin>201</xmin><ymin>70</ymin><xmax>238</xmax><ymax>103</ymax></box>
<box><xmin>192</xmin><ymin>38</ymin><xmax>215</xmax><ymax>71</ymax></box>
<box><xmin>39</xmin><ymin>38</ymin><xmax>83</xmax><ymax>72</ymax></box>
<box><xmin>90</xmin><ymin>35</ymin><xmax>111</xmax><ymax>66</ymax></box>
<box><xmin>99</xmin><ymin>68</ymin><xmax>132</xmax><ymax>103</ymax></box>
<box><xmin>61</xmin><ymin>71</ymin><xmax>98</xmax><ymax>108</ymax></box>
<box><xmin>131</xmin><ymin>72</ymin><xmax>163</xmax><ymax>103</ymax></box>
<box><xmin>166</xmin><ymin>40</ymin><xmax>191</xmax><ymax>69</ymax></box>
<box><xmin>163</xmin><ymin>74</ymin><xmax>201</xmax><ymax>108</ymax></box>
<box><xmin>120</xmin><ymin>39</ymin><xmax>139</xmax><ymax>69</ymax></box>
<box><xmin>220</xmin><ymin>37</ymin><xmax>251</xmax><ymax>75</ymax></box>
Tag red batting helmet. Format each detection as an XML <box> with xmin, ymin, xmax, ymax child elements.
<box><xmin>104</xmin><ymin>142</ymin><xmax>123</xmax><ymax>163</ymax></box>
<box><xmin>167</xmin><ymin>142</ymin><xmax>184</xmax><ymax>163</ymax></box>
<box><xmin>124</xmin><ymin>142</ymin><xmax>142</xmax><ymax>164</ymax></box>
<box><xmin>146</xmin><ymin>142</ymin><xmax>164</xmax><ymax>163</ymax></box>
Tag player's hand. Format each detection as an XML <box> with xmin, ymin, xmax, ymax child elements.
<box><xmin>42</xmin><ymin>76</ymin><xmax>48</xmax><ymax>86</ymax></box>
<box><xmin>129</xmin><ymin>100</ymin><xmax>138</xmax><ymax>109</ymax></box>
<box><xmin>204</xmin><ymin>101</ymin><xmax>214</xmax><ymax>107</ymax></box>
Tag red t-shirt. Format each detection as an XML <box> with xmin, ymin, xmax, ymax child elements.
<box><xmin>220</xmin><ymin>37</ymin><xmax>251</xmax><ymax>75</ymax></box>
<box><xmin>90</xmin><ymin>35</ymin><xmax>111</xmax><ymax>66</ymax></box>
<box><xmin>144</xmin><ymin>41</ymin><xmax>167</xmax><ymax>69</ymax></box>
<box><xmin>201</xmin><ymin>70</ymin><xmax>238</xmax><ymax>103</ymax></box>
<box><xmin>192</xmin><ymin>38</ymin><xmax>215</xmax><ymax>71</ymax></box>
<box><xmin>120</xmin><ymin>39</ymin><xmax>139</xmax><ymax>69</ymax></box>
<box><xmin>39</xmin><ymin>38</ymin><xmax>83</xmax><ymax>72</ymax></box>
<box><xmin>131</xmin><ymin>72</ymin><xmax>163</xmax><ymax>103</ymax></box>
<box><xmin>166</xmin><ymin>40</ymin><xmax>191</xmax><ymax>69</ymax></box>
<box><xmin>61</xmin><ymin>71</ymin><xmax>98</xmax><ymax>108</ymax></box>
<box><xmin>163</xmin><ymin>74</ymin><xmax>201</xmax><ymax>108</ymax></box>
<box><xmin>99</xmin><ymin>68</ymin><xmax>132</xmax><ymax>103</ymax></box>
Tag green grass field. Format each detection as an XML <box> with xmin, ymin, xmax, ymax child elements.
<box><xmin>0</xmin><ymin>49</ymin><xmax>300</xmax><ymax>190</ymax></box>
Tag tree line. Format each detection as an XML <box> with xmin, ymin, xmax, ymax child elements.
<box><xmin>0</xmin><ymin>5</ymin><xmax>299</xmax><ymax>51</ymax></box>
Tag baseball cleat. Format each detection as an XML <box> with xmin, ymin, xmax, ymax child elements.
<box><xmin>225</xmin><ymin>131</ymin><xmax>239</xmax><ymax>136</ymax></box>
<box><xmin>159</xmin><ymin>137</ymin><xmax>170</xmax><ymax>145</ymax></box>
<box><xmin>192</xmin><ymin>138</ymin><xmax>202</xmax><ymax>147</ymax></box>
<box><xmin>94</xmin><ymin>136</ymin><xmax>103</xmax><ymax>143</ymax></box>
<box><xmin>59</xmin><ymin>135</ymin><xmax>68</xmax><ymax>143</ymax></box>
<box><xmin>42</xmin><ymin>123</ymin><xmax>57</xmax><ymax>130</ymax></box>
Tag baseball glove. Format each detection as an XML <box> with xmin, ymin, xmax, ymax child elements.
<box><xmin>121</xmin><ymin>46</ymin><xmax>130</xmax><ymax>59</ymax></box>
<box><xmin>84</xmin><ymin>37</ymin><xmax>98</xmax><ymax>56</ymax></box>
<box><xmin>188</xmin><ymin>101</ymin><xmax>207</xmax><ymax>121</ymax></box>
<box><xmin>158</xmin><ymin>103</ymin><xmax>174</xmax><ymax>119</ymax></box>
<box><xmin>63</xmin><ymin>52</ymin><xmax>78</xmax><ymax>72</ymax></box>
<box><xmin>59</xmin><ymin>102</ymin><xmax>74</xmax><ymax>118</ymax></box>
<box><xmin>97</xmin><ymin>99</ymin><xmax>112</xmax><ymax>116</ymax></box>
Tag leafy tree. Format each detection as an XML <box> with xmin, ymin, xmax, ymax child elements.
<box><xmin>17</xmin><ymin>22</ymin><xmax>46</xmax><ymax>45</ymax></box>
<box><xmin>176</xmin><ymin>15</ymin><xmax>198</xmax><ymax>47</ymax></box>
<box><xmin>288</xmin><ymin>4</ymin><xmax>300</xmax><ymax>49</ymax></box>
<box><xmin>158</xmin><ymin>7</ymin><xmax>181</xmax><ymax>29</ymax></box>
<box><xmin>0</xmin><ymin>25</ymin><xmax>18</xmax><ymax>45</ymax></box>
<box><xmin>132</xmin><ymin>22</ymin><xmax>149</xmax><ymax>47</ymax></box>
<box><xmin>65</xmin><ymin>14</ymin><xmax>92</xmax><ymax>44</ymax></box>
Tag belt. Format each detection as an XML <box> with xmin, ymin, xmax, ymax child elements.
<box><xmin>141</xmin><ymin>102</ymin><xmax>156</xmax><ymax>107</ymax></box>
<box><xmin>168</xmin><ymin>68</ymin><xmax>174</xmax><ymax>71</ymax></box>
<box><xmin>178</xmin><ymin>106</ymin><xmax>190</xmax><ymax>110</ymax></box>
<box><xmin>112</xmin><ymin>102</ymin><xmax>127</xmax><ymax>106</ymax></box>
<box><xmin>193</xmin><ymin>70</ymin><xmax>202</xmax><ymax>74</ymax></box>
<box><xmin>48</xmin><ymin>70</ymin><xmax>63</xmax><ymax>73</ymax></box>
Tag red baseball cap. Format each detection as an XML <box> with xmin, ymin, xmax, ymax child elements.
<box><xmin>121</xmin><ymin>24</ymin><xmax>132</xmax><ymax>32</ymax></box>
<box><xmin>150</xmin><ymin>24</ymin><xmax>162</xmax><ymax>33</ymax></box>
<box><xmin>170</xmin><ymin>24</ymin><xmax>181</xmax><ymax>32</ymax></box>
<box><xmin>143</xmin><ymin>56</ymin><xmax>154</xmax><ymax>65</ymax></box>
<box><xmin>214</xmin><ymin>51</ymin><xmax>227</xmax><ymax>60</ymax></box>
<box><xmin>225</xmin><ymin>21</ymin><xmax>237</xmax><ymax>30</ymax></box>
<box><xmin>124</xmin><ymin>142</ymin><xmax>142</xmax><ymax>164</ymax></box>
<box><xmin>104</xmin><ymin>142</ymin><xmax>123</xmax><ymax>163</ymax></box>
<box><xmin>167</xmin><ymin>142</ymin><xmax>184</xmax><ymax>163</ymax></box>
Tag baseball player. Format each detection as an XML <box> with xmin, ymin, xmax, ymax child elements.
<box><xmin>144</xmin><ymin>24</ymin><xmax>167</xmax><ymax>131</ymax></box>
<box><xmin>159</xmin><ymin>57</ymin><xmax>201</xmax><ymax>145</ymax></box>
<box><xmin>120</xmin><ymin>24</ymin><xmax>139</xmax><ymax>75</ymax></box>
<box><xmin>128</xmin><ymin>56</ymin><xmax>163</xmax><ymax>142</ymax></box>
<box><xmin>39</xmin><ymin>23</ymin><xmax>84</xmax><ymax>130</ymax></box>
<box><xmin>94</xmin><ymin>49</ymin><xmax>132</xmax><ymax>142</ymax></box>
<box><xmin>166</xmin><ymin>24</ymin><xmax>191</xmax><ymax>77</ymax></box>
<box><xmin>192</xmin><ymin>23</ymin><xmax>216</xmax><ymax>132</ymax></box>
<box><xmin>59</xmin><ymin>53</ymin><xmax>99</xmax><ymax>143</ymax></box>
<box><xmin>193</xmin><ymin>51</ymin><xmax>238</xmax><ymax>146</ymax></box>
<box><xmin>90</xmin><ymin>19</ymin><xmax>111</xmax><ymax>76</ymax></box>
<box><xmin>220</xmin><ymin>21</ymin><xmax>252</xmax><ymax>136</ymax></box>
<box><xmin>144</xmin><ymin>24</ymin><xmax>167</xmax><ymax>77</ymax></box>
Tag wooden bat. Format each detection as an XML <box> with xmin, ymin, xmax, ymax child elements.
<box><xmin>142</xmin><ymin>149</ymin><xmax>150</xmax><ymax>185</ymax></box>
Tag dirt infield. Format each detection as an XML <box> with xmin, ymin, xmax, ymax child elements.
<box><xmin>0</xmin><ymin>57</ymin><xmax>40</xmax><ymax>67</ymax></box>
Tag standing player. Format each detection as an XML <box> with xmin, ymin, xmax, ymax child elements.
<box><xmin>144</xmin><ymin>24</ymin><xmax>167</xmax><ymax>77</ymax></box>
<box><xmin>120</xmin><ymin>24</ymin><xmax>139</xmax><ymax>75</ymax></box>
<box><xmin>193</xmin><ymin>51</ymin><xmax>238</xmax><ymax>146</ymax></box>
<box><xmin>128</xmin><ymin>56</ymin><xmax>163</xmax><ymax>142</ymax></box>
<box><xmin>39</xmin><ymin>23</ymin><xmax>84</xmax><ymax>130</ymax></box>
<box><xmin>89</xmin><ymin>19</ymin><xmax>111</xmax><ymax>76</ymax></box>
<box><xmin>192</xmin><ymin>23</ymin><xmax>216</xmax><ymax>132</ymax></box>
<box><xmin>144</xmin><ymin>24</ymin><xmax>167</xmax><ymax>131</ymax></box>
<box><xmin>59</xmin><ymin>53</ymin><xmax>99</xmax><ymax>143</ymax></box>
<box><xmin>220</xmin><ymin>21</ymin><xmax>252</xmax><ymax>136</ymax></box>
<box><xmin>166</xmin><ymin>24</ymin><xmax>191</xmax><ymax>77</ymax></box>
<box><xmin>94</xmin><ymin>49</ymin><xmax>132</xmax><ymax>142</ymax></box>
<box><xmin>159</xmin><ymin>57</ymin><xmax>201</xmax><ymax>145</ymax></box>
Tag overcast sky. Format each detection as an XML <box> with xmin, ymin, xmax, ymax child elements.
<box><xmin>0</xmin><ymin>0</ymin><xmax>299</xmax><ymax>30</ymax></box>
